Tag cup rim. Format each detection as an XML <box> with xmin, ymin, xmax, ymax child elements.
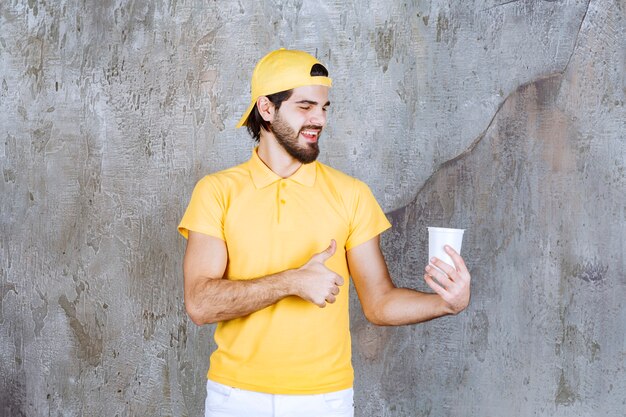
<box><xmin>427</xmin><ymin>227</ymin><xmax>465</xmax><ymax>233</ymax></box>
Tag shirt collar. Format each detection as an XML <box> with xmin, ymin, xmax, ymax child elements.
<box><xmin>248</xmin><ymin>148</ymin><xmax>317</xmax><ymax>189</ymax></box>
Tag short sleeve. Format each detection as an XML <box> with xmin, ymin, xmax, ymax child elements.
<box><xmin>345</xmin><ymin>179</ymin><xmax>392</xmax><ymax>250</ymax></box>
<box><xmin>178</xmin><ymin>176</ymin><xmax>226</xmax><ymax>240</ymax></box>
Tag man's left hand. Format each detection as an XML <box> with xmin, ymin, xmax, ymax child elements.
<box><xmin>424</xmin><ymin>245</ymin><xmax>471</xmax><ymax>315</ymax></box>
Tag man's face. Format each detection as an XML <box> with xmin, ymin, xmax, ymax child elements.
<box><xmin>269</xmin><ymin>85</ymin><xmax>330</xmax><ymax>164</ymax></box>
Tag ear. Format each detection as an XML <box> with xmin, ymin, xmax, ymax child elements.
<box><xmin>256</xmin><ymin>96</ymin><xmax>275</xmax><ymax>123</ymax></box>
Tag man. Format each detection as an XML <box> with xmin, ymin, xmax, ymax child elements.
<box><xmin>178</xmin><ymin>48</ymin><xmax>471</xmax><ymax>417</ymax></box>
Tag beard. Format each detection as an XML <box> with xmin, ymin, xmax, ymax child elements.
<box><xmin>270</xmin><ymin>112</ymin><xmax>321</xmax><ymax>164</ymax></box>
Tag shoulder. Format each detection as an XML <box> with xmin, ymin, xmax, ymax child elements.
<box><xmin>195</xmin><ymin>161</ymin><xmax>250</xmax><ymax>191</ymax></box>
<box><xmin>315</xmin><ymin>162</ymin><xmax>360</xmax><ymax>189</ymax></box>
<box><xmin>315</xmin><ymin>162</ymin><xmax>374</xmax><ymax>195</ymax></box>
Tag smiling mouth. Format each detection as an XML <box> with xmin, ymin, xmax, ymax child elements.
<box><xmin>300</xmin><ymin>128</ymin><xmax>321</xmax><ymax>142</ymax></box>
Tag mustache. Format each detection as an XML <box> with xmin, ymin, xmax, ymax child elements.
<box><xmin>300</xmin><ymin>125</ymin><xmax>323</xmax><ymax>132</ymax></box>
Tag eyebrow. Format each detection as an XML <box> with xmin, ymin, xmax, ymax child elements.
<box><xmin>295</xmin><ymin>99</ymin><xmax>331</xmax><ymax>107</ymax></box>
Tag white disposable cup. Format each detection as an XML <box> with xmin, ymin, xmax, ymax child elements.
<box><xmin>428</xmin><ymin>227</ymin><xmax>465</xmax><ymax>271</ymax></box>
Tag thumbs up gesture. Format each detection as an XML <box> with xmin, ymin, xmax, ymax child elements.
<box><xmin>293</xmin><ymin>240</ymin><xmax>345</xmax><ymax>307</ymax></box>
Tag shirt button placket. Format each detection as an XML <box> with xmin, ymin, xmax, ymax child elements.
<box><xmin>280</xmin><ymin>181</ymin><xmax>287</xmax><ymax>205</ymax></box>
<box><xmin>277</xmin><ymin>181</ymin><xmax>287</xmax><ymax>223</ymax></box>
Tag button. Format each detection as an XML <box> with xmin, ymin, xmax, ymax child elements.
<box><xmin>281</xmin><ymin>182</ymin><xmax>287</xmax><ymax>188</ymax></box>
<box><xmin>280</xmin><ymin>199</ymin><xmax>286</xmax><ymax>204</ymax></box>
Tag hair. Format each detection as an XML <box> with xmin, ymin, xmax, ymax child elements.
<box><xmin>245</xmin><ymin>63</ymin><xmax>329</xmax><ymax>142</ymax></box>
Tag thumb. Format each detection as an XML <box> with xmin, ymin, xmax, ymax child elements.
<box><xmin>313</xmin><ymin>239</ymin><xmax>336</xmax><ymax>263</ymax></box>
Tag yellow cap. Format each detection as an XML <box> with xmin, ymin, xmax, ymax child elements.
<box><xmin>236</xmin><ymin>49</ymin><xmax>332</xmax><ymax>128</ymax></box>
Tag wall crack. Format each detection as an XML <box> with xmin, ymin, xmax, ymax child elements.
<box><xmin>561</xmin><ymin>0</ymin><xmax>592</xmax><ymax>75</ymax></box>
<box><xmin>387</xmin><ymin>72</ymin><xmax>564</xmax><ymax>216</ymax></box>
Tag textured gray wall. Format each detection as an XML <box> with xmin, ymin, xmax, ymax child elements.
<box><xmin>1</xmin><ymin>0</ymin><xmax>624</xmax><ymax>416</ymax></box>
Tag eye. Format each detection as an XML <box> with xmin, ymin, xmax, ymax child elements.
<box><xmin>299</xmin><ymin>106</ymin><xmax>311</xmax><ymax>110</ymax></box>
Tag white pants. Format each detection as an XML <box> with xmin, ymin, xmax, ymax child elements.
<box><xmin>205</xmin><ymin>380</ymin><xmax>354</xmax><ymax>417</ymax></box>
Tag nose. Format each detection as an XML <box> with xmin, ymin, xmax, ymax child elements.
<box><xmin>309</xmin><ymin>106</ymin><xmax>327</xmax><ymax>127</ymax></box>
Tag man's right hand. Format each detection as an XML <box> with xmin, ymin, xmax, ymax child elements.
<box><xmin>293</xmin><ymin>240</ymin><xmax>344</xmax><ymax>307</ymax></box>
<box><xmin>184</xmin><ymin>232</ymin><xmax>346</xmax><ymax>325</ymax></box>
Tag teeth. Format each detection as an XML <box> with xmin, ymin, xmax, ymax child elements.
<box><xmin>302</xmin><ymin>130</ymin><xmax>318</xmax><ymax>136</ymax></box>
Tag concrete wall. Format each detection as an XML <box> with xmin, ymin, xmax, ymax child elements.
<box><xmin>1</xmin><ymin>0</ymin><xmax>624</xmax><ymax>416</ymax></box>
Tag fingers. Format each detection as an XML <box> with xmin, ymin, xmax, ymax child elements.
<box><xmin>300</xmin><ymin>240</ymin><xmax>344</xmax><ymax>308</ymax></box>
<box><xmin>444</xmin><ymin>245</ymin><xmax>469</xmax><ymax>275</ymax></box>
<box><xmin>314</xmin><ymin>289</ymin><xmax>338</xmax><ymax>308</ymax></box>
<box><xmin>315</xmin><ymin>284</ymin><xmax>342</xmax><ymax>308</ymax></box>
<box><xmin>335</xmin><ymin>275</ymin><xmax>344</xmax><ymax>286</ymax></box>
<box><xmin>424</xmin><ymin>254</ymin><xmax>472</xmax><ymax>315</ymax></box>
<box><xmin>424</xmin><ymin>273</ymin><xmax>446</xmax><ymax>296</ymax></box>
<box><xmin>311</xmin><ymin>239</ymin><xmax>337</xmax><ymax>263</ymax></box>
<box><xmin>426</xmin><ymin>258</ymin><xmax>458</xmax><ymax>287</ymax></box>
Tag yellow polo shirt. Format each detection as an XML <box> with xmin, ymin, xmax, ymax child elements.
<box><xmin>178</xmin><ymin>149</ymin><xmax>391</xmax><ymax>394</ymax></box>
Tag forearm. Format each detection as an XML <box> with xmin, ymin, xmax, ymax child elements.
<box><xmin>186</xmin><ymin>270</ymin><xmax>296</xmax><ymax>325</ymax></box>
<box><xmin>349</xmin><ymin>236</ymin><xmax>471</xmax><ymax>327</ymax></box>
<box><xmin>184</xmin><ymin>234</ymin><xmax>343</xmax><ymax>325</ymax></box>
<box><xmin>371</xmin><ymin>288</ymin><xmax>454</xmax><ymax>326</ymax></box>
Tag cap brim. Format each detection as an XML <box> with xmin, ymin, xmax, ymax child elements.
<box><xmin>236</xmin><ymin>100</ymin><xmax>257</xmax><ymax>128</ymax></box>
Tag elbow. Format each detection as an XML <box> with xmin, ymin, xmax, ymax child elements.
<box><xmin>366</xmin><ymin>316</ymin><xmax>387</xmax><ymax>326</ymax></box>
<box><xmin>364</xmin><ymin>300</ymin><xmax>407</xmax><ymax>326</ymax></box>
<box><xmin>363</xmin><ymin>308</ymin><xmax>390</xmax><ymax>326</ymax></box>
<box><xmin>185</xmin><ymin>303</ymin><xmax>204</xmax><ymax>326</ymax></box>
<box><xmin>185</xmin><ymin>302</ymin><xmax>218</xmax><ymax>326</ymax></box>
<box><xmin>184</xmin><ymin>280</ymin><xmax>221</xmax><ymax>325</ymax></box>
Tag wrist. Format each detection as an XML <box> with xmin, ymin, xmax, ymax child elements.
<box><xmin>274</xmin><ymin>269</ymin><xmax>300</xmax><ymax>297</ymax></box>
<box><xmin>437</xmin><ymin>296</ymin><xmax>456</xmax><ymax>316</ymax></box>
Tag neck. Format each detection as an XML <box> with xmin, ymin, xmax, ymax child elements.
<box><xmin>257</xmin><ymin>134</ymin><xmax>303</xmax><ymax>178</ymax></box>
